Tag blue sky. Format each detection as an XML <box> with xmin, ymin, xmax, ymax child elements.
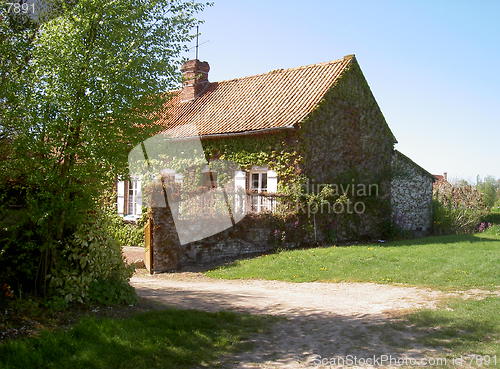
<box><xmin>185</xmin><ymin>0</ymin><xmax>499</xmax><ymax>182</ymax></box>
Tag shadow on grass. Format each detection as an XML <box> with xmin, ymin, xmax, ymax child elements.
<box><xmin>396</xmin><ymin>297</ymin><xmax>499</xmax><ymax>356</ymax></box>
<box><xmin>0</xmin><ymin>307</ymin><xmax>270</xmax><ymax>369</ymax></box>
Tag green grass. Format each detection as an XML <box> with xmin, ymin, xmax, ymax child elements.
<box><xmin>0</xmin><ymin>308</ymin><xmax>270</xmax><ymax>369</ymax></box>
<box><xmin>206</xmin><ymin>232</ymin><xmax>500</xmax><ymax>290</ymax></box>
<box><xmin>399</xmin><ymin>297</ymin><xmax>500</xmax><ymax>362</ymax></box>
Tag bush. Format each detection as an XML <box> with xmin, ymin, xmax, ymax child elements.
<box><xmin>433</xmin><ymin>182</ymin><xmax>487</xmax><ymax>234</ymax></box>
<box><xmin>107</xmin><ymin>210</ymin><xmax>146</xmax><ymax>247</ymax></box>
<box><xmin>0</xmin><ymin>207</ymin><xmax>44</xmax><ymax>298</ymax></box>
<box><xmin>48</xmin><ymin>211</ymin><xmax>136</xmax><ymax>306</ymax></box>
<box><xmin>482</xmin><ymin>211</ymin><xmax>500</xmax><ymax>225</ymax></box>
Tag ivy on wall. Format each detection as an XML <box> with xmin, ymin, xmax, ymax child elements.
<box><xmin>202</xmin><ymin>132</ymin><xmax>304</xmax><ymax>187</ymax></box>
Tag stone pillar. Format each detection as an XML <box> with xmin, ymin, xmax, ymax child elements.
<box><xmin>150</xmin><ymin>205</ymin><xmax>182</xmax><ymax>272</ymax></box>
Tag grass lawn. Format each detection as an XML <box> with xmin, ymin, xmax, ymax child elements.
<box><xmin>0</xmin><ymin>308</ymin><xmax>270</xmax><ymax>369</ymax></box>
<box><xmin>206</xmin><ymin>230</ymin><xmax>500</xmax><ymax>290</ymax></box>
<box><xmin>397</xmin><ymin>297</ymin><xmax>500</xmax><ymax>363</ymax></box>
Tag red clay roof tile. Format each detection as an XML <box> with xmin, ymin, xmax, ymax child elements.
<box><xmin>157</xmin><ymin>55</ymin><xmax>355</xmax><ymax>137</ymax></box>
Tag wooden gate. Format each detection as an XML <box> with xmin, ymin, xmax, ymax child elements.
<box><xmin>144</xmin><ymin>218</ymin><xmax>154</xmax><ymax>274</ymax></box>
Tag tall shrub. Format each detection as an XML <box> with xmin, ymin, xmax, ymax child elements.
<box><xmin>433</xmin><ymin>181</ymin><xmax>487</xmax><ymax>234</ymax></box>
<box><xmin>49</xmin><ymin>210</ymin><xmax>136</xmax><ymax>306</ymax></box>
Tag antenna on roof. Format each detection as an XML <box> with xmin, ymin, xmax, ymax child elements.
<box><xmin>195</xmin><ymin>25</ymin><xmax>199</xmax><ymax>60</ymax></box>
<box><xmin>188</xmin><ymin>26</ymin><xmax>209</xmax><ymax>59</ymax></box>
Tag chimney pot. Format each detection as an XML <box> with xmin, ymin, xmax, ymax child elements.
<box><xmin>180</xmin><ymin>59</ymin><xmax>210</xmax><ymax>102</ymax></box>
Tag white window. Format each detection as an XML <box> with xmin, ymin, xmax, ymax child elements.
<box><xmin>128</xmin><ymin>179</ymin><xmax>139</xmax><ymax>216</ymax></box>
<box><xmin>249</xmin><ymin>168</ymin><xmax>270</xmax><ymax>213</ymax></box>
<box><xmin>117</xmin><ymin>178</ymin><xmax>142</xmax><ymax>220</ymax></box>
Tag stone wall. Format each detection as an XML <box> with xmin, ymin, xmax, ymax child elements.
<box><xmin>179</xmin><ymin>217</ymin><xmax>275</xmax><ymax>266</ymax></box>
<box><xmin>298</xmin><ymin>56</ymin><xmax>396</xmax><ymax>239</ymax></box>
<box><xmin>149</xmin><ymin>209</ymin><xmax>301</xmax><ymax>271</ymax></box>
<box><xmin>391</xmin><ymin>150</ymin><xmax>433</xmax><ymax>236</ymax></box>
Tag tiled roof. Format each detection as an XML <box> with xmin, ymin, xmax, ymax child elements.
<box><xmin>433</xmin><ymin>174</ymin><xmax>448</xmax><ymax>183</ymax></box>
<box><xmin>157</xmin><ymin>55</ymin><xmax>355</xmax><ymax>137</ymax></box>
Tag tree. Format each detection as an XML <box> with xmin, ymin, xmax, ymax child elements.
<box><xmin>477</xmin><ymin>176</ymin><xmax>498</xmax><ymax>209</ymax></box>
<box><xmin>0</xmin><ymin>0</ymin><xmax>208</xmax><ymax>297</ymax></box>
<box><xmin>454</xmin><ymin>179</ymin><xmax>470</xmax><ymax>187</ymax></box>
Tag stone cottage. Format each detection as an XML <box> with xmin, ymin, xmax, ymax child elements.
<box><xmin>117</xmin><ymin>54</ymin><xmax>434</xmax><ymax>272</ymax></box>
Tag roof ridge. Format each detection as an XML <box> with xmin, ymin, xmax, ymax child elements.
<box><xmin>215</xmin><ymin>54</ymin><xmax>355</xmax><ymax>84</ymax></box>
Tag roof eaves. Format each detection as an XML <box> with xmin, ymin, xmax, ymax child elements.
<box><xmin>171</xmin><ymin>125</ymin><xmax>297</xmax><ymax>141</ymax></box>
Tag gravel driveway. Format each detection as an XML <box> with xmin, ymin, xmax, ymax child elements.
<box><xmin>131</xmin><ymin>271</ymin><xmax>448</xmax><ymax>368</ymax></box>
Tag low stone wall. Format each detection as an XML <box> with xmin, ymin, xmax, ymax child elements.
<box><xmin>149</xmin><ymin>208</ymin><xmax>299</xmax><ymax>272</ymax></box>
<box><xmin>180</xmin><ymin>222</ymin><xmax>273</xmax><ymax>266</ymax></box>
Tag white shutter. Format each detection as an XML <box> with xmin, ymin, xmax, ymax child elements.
<box><xmin>117</xmin><ymin>180</ymin><xmax>125</xmax><ymax>215</ymax></box>
<box><xmin>267</xmin><ymin>170</ymin><xmax>278</xmax><ymax>193</ymax></box>
<box><xmin>234</xmin><ymin>170</ymin><xmax>246</xmax><ymax>191</ymax></box>
<box><xmin>234</xmin><ymin>170</ymin><xmax>247</xmax><ymax>215</ymax></box>
<box><xmin>135</xmin><ymin>179</ymin><xmax>142</xmax><ymax>215</ymax></box>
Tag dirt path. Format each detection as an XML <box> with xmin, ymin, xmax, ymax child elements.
<box><xmin>131</xmin><ymin>271</ymin><xmax>458</xmax><ymax>368</ymax></box>
<box><xmin>131</xmin><ymin>272</ymin><xmax>444</xmax><ymax>317</ymax></box>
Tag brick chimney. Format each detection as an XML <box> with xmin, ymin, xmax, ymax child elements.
<box><xmin>179</xmin><ymin>59</ymin><xmax>210</xmax><ymax>102</ymax></box>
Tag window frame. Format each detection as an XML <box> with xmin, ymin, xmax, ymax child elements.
<box><xmin>248</xmin><ymin>168</ymin><xmax>269</xmax><ymax>213</ymax></box>
<box><xmin>248</xmin><ymin>169</ymin><xmax>268</xmax><ymax>193</ymax></box>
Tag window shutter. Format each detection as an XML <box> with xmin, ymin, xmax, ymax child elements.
<box><xmin>117</xmin><ymin>181</ymin><xmax>125</xmax><ymax>215</ymax></box>
<box><xmin>135</xmin><ymin>180</ymin><xmax>142</xmax><ymax>215</ymax></box>
<box><xmin>234</xmin><ymin>170</ymin><xmax>247</xmax><ymax>215</ymax></box>
<box><xmin>124</xmin><ymin>180</ymin><xmax>129</xmax><ymax>215</ymax></box>
<box><xmin>267</xmin><ymin>170</ymin><xmax>278</xmax><ymax>193</ymax></box>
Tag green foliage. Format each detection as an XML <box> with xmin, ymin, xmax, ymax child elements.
<box><xmin>203</xmin><ymin>133</ymin><xmax>304</xmax><ymax>188</ymax></box>
<box><xmin>0</xmin><ymin>206</ymin><xmax>41</xmax><ymax>296</ymax></box>
<box><xmin>379</xmin><ymin>220</ymin><xmax>413</xmax><ymax>240</ymax></box>
<box><xmin>433</xmin><ymin>181</ymin><xmax>487</xmax><ymax>234</ymax></box>
<box><xmin>484</xmin><ymin>224</ymin><xmax>500</xmax><ymax>236</ymax></box>
<box><xmin>0</xmin><ymin>0</ymin><xmax>207</xmax><ymax>300</ymax></box>
<box><xmin>87</xmin><ymin>279</ymin><xmax>136</xmax><ymax>306</ymax></box>
<box><xmin>0</xmin><ymin>309</ymin><xmax>269</xmax><ymax>369</ymax></box>
<box><xmin>48</xmin><ymin>211</ymin><xmax>136</xmax><ymax>305</ymax></box>
<box><xmin>107</xmin><ymin>211</ymin><xmax>146</xmax><ymax>247</ymax></box>
<box><xmin>476</xmin><ymin>175</ymin><xmax>499</xmax><ymax>209</ymax></box>
<box><xmin>481</xmin><ymin>211</ymin><xmax>500</xmax><ymax>236</ymax></box>
<box><xmin>432</xmin><ymin>200</ymin><xmax>485</xmax><ymax>235</ymax></box>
